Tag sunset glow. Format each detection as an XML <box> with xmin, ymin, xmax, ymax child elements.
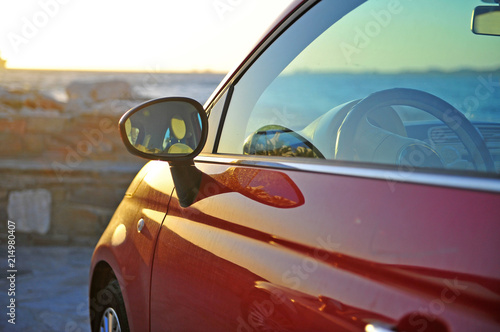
<box><xmin>0</xmin><ymin>0</ymin><xmax>295</xmax><ymax>72</ymax></box>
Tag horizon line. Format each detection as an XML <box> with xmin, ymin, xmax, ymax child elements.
<box><xmin>1</xmin><ymin>66</ymin><xmax>228</xmax><ymax>75</ymax></box>
<box><xmin>2</xmin><ymin>66</ymin><xmax>499</xmax><ymax>76</ymax></box>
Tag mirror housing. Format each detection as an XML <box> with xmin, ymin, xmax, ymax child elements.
<box><xmin>119</xmin><ymin>97</ymin><xmax>208</xmax><ymax>162</ymax></box>
<box><xmin>472</xmin><ymin>5</ymin><xmax>500</xmax><ymax>36</ymax></box>
<box><xmin>119</xmin><ymin>97</ymin><xmax>208</xmax><ymax>207</ymax></box>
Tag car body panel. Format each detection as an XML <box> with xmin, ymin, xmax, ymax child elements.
<box><xmin>148</xmin><ymin>160</ymin><xmax>500</xmax><ymax>331</ymax></box>
<box><xmin>90</xmin><ymin>161</ymin><xmax>173</xmax><ymax>332</ymax></box>
<box><xmin>89</xmin><ymin>1</ymin><xmax>309</xmax><ymax>329</ymax></box>
<box><xmin>89</xmin><ymin>0</ymin><xmax>500</xmax><ymax>331</ymax></box>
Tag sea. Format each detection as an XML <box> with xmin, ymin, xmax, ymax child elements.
<box><xmin>0</xmin><ymin>69</ymin><xmax>498</xmax><ymax>123</ymax></box>
<box><xmin>256</xmin><ymin>71</ymin><xmax>500</xmax><ymax>125</ymax></box>
<box><xmin>0</xmin><ymin>69</ymin><xmax>226</xmax><ymax>105</ymax></box>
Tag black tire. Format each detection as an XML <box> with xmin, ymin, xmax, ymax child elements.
<box><xmin>91</xmin><ymin>279</ymin><xmax>130</xmax><ymax>332</ymax></box>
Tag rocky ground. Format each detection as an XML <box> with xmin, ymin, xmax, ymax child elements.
<box><xmin>0</xmin><ymin>245</ymin><xmax>93</xmax><ymax>332</ymax></box>
<box><xmin>0</xmin><ymin>79</ymin><xmax>146</xmax><ymax>246</ymax></box>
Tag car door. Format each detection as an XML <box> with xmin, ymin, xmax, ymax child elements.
<box><xmin>150</xmin><ymin>1</ymin><xmax>500</xmax><ymax>331</ymax></box>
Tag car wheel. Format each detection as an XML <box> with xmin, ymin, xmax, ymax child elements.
<box><xmin>92</xmin><ymin>279</ymin><xmax>130</xmax><ymax>332</ymax></box>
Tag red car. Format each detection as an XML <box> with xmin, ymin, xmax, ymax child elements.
<box><xmin>89</xmin><ymin>1</ymin><xmax>500</xmax><ymax>331</ymax></box>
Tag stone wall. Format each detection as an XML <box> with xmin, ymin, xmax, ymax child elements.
<box><xmin>0</xmin><ymin>80</ymin><xmax>147</xmax><ymax>245</ymax></box>
<box><xmin>0</xmin><ymin>162</ymin><xmax>143</xmax><ymax>246</ymax></box>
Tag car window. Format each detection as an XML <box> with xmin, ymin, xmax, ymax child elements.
<box><xmin>217</xmin><ymin>0</ymin><xmax>500</xmax><ymax>175</ymax></box>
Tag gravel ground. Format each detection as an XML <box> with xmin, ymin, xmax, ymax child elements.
<box><xmin>1</xmin><ymin>246</ymin><xmax>93</xmax><ymax>332</ymax></box>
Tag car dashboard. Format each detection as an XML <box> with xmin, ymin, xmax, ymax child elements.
<box><xmin>406</xmin><ymin>121</ymin><xmax>500</xmax><ymax>173</ymax></box>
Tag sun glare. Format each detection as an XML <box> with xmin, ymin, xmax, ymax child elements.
<box><xmin>0</xmin><ymin>0</ymin><xmax>295</xmax><ymax>72</ymax></box>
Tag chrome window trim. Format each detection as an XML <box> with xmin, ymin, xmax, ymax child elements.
<box><xmin>195</xmin><ymin>154</ymin><xmax>500</xmax><ymax>194</ymax></box>
<box><xmin>203</xmin><ymin>0</ymin><xmax>316</xmax><ymax>113</ymax></box>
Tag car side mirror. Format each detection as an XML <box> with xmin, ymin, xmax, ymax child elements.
<box><xmin>119</xmin><ymin>97</ymin><xmax>208</xmax><ymax>207</ymax></box>
<box><xmin>119</xmin><ymin>97</ymin><xmax>208</xmax><ymax>161</ymax></box>
<box><xmin>472</xmin><ymin>5</ymin><xmax>500</xmax><ymax>36</ymax></box>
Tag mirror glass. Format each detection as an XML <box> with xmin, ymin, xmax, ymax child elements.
<box><xmin>472</xmin><ymin>6</ymin><xmax>500</xmax><ymax>36</ymax></box>
<box><xmin>123</xmin><ymin>100</ymin><xmax>204</xmax><ymax>157</ymax></box>
<box><xmin>243</xmin><ymin>125</ymin><xmax>324</xmax><ymax>158</ymax></box>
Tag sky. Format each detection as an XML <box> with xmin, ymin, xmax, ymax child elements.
<box><xmin>1</xmin><ymin>0</ymin><xmax>499</xmax><ymax>74</ymax></box>
<box><xmin>0</xmin><ymin>0</ymin><xmax>295</xmax><ymax>72</ymax></box>
<box><xmin>284</xmin><ymin>0</ymin><xmax>500</xmax><ymax>74</ymax></box>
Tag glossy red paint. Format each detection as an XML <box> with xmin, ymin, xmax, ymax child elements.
<box><xmin>145</xmin><ymin>161</ymin><xmax>500</xmax><ymax>331</ymax></box>
<box><xmin>89</xmin><ymin>0</ymin><xmax>308</xmax><ymax>329</ymax></box>
<box><xmin>89</xmin><ymin>162</ymin><xmax>173</xmax><ymax>331</ymax></box>
<box><xmin>89</xmin><ymin>1</ymin><xmax>500</xmax><ymax>331</ymax></box>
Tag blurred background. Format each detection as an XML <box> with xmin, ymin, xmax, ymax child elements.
<box><xmin>0</xmin><ymin>1</ymin><xmax>292</xmax><ymax>330</ymax></box>
<box><xmin>0</xmin><ymin>0</ymin><xmax>292</xmax><ymax>245</ymax></box>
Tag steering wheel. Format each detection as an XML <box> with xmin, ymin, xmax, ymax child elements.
<box><xmin>335</xmin><ymin>88</ymin><xmax>495</xmax><ymax>172</ymax></box>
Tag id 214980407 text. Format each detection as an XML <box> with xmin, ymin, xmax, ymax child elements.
<box><xmin>6</xmin><ymin>220</ymin><xmax>16</xmax><ymax>325</ymax></box>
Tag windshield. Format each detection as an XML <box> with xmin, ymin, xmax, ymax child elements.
<box><xmin>261</xmin><ymin>0</ymin><xmax>500</xmax><ymax>125</ymax></box>
<box><xmin>219</xmin><ymin>0</ymin><xmax>500</xmax><ymax>175</ymax></box>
